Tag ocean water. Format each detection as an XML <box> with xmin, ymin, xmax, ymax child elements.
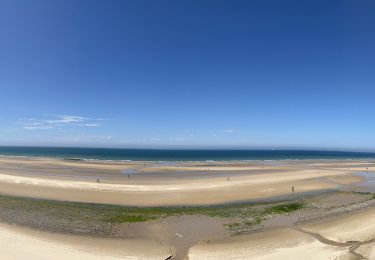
<box><xmin>0</xmin><ymin>146</ymin><xmax>374</xmax><ymax>161</ymax></box>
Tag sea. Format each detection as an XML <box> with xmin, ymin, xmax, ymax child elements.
<box><xmin>0</xmin><ymin>146</ymin><xmax>374</xmax><ymax>161</ymax></box>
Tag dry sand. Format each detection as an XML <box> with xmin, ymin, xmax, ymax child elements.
<box><xmin>189</xmin><ymin>206</ymin><xmax>375</xmax><ymax>259</ymax></box>
<box><xmin>0</xmin><ymin>223</ymin><xmax>169</xmax><ymax>260</ymax></box>
<box><xmin>0</xmin><ymin>157</ymin><xmax>371</xmax><ymax>206</ymax></box>
<box><xmin>4</xmin><ymin>207</ymin><xmax>375</xmax><ymax>260</ymax></box>
<box><xmin>0</xmin><ymin>157</ymin><xmax>375</xmax><ymax>259</ymax></box>
<box><xmin>188</xmin><ymin>228</ymin><xmax>349</xmax><ymax>260</ymax></box>
<box><xmin>301</xmin><ymin>207</ymin><xmax>375</xmax><ymax>242</ymax></box>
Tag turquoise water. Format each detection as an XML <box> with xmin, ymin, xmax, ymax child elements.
<box><xmin>0</xmin><ymin>146</ymin><xmax>374</xmax><ymax>161</ymax></box>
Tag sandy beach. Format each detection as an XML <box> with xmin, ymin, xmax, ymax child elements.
<box><xmin>0</xmin><ymin>156</ymin><xmax>374</xmax><ymax>259</ymax></box>
<box><xmin>3</xmin><ymin>202</ymin><xmax>375</xmax><ymax>259</ymax></box>
<box><xmin>0</xmin><ymin>157</ymin><xmax>372</xmax><ymax>206</ymax></box>
<box><xmin>0</xmin><ymin>223</ymin><xmax>169</xmax><ymax>260</ymax></box>
<box><xmin>190</xmin><ymin>207</ymin><xmax>375</xmax><ymax>259</ymax></box>
<box><xmin>188</xmin><ymin>228</ymin><xmax>348</xmax><ymax>259</ymax></box>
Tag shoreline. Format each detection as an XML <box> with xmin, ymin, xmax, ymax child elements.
<box><xmin>0</xmin><ymin>156</ymin><xmax>374</xmax><ymax>258</ymax></box>
<box><xmin>0</xmin><ymin>156</ymin><xmax>372</xmax><ymax>206</ymax></box>
<box><xmin>1</xmin><ymin>153</ymin><xmax>375</xmax><ymax>163</ymax></box>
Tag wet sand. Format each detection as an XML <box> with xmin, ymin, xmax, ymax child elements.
<box><xmin>189</xmin><ymin>207</ymin><xmax>375</xmax><ymax>259</ymax></box>
<box><xmin>0</xmin><ymin>157</ymin><xmax>372</xmax><ymax>206</ymax></box>
<box><xmin>188</xmin><ymin>228</ymin><xmax>348</xmax><ymax>260</ymax></box>
<box><xmin>3</xmin><ymin>206</ymin><xmax>375</xmax><ymax>260</ymax></box>
<box><xmin>1</xmin><ymin>157</ymin><xmax>375</xmax><ymax>259</ymax></box>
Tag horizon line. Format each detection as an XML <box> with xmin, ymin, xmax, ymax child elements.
<box><xmin>0</xmin><ymin>145</ymin><xmax>375</xmax><ymax>154</ymax></box>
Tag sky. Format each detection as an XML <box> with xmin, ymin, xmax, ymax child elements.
<box><xmin>0</xmin><ymin>0</ymin><xmax>374</xmax><ymax>151</ymax></box>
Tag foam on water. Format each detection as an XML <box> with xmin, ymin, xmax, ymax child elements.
<box><xmin>0</xmin><ymin>146</ymin><xmax>374</xmax><ymax>162</ymax></box>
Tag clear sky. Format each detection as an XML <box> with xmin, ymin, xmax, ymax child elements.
<box><xmin>0</xmin><ymin>0</ymin><xmax>374</xmax><ymax>151</ymax></box>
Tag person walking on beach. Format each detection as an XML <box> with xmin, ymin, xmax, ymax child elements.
<box><xmin>292</xmin><ymin>186</ymin><xmax>295</xmax><ymax>192</ymax></box>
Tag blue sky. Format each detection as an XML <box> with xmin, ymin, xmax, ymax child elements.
<box><xmin>0</xmin><ymin>0</ymin><xmax>374</xmax><ymax>150</ymax></box>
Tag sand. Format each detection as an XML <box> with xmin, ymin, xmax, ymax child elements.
<box><xmin>301</xmin><ymin>207</ymin><xmax>375</xmax><ymax>242</ymax></box>
<box><xmin>0</xmin><ymin>157</ymin><xmax>375</xmax><ymax>259</ymax></box>
<box><xmin>5</xmin><ymin>207</ymin><xmax>375</xmax><ymax>260</ymax></box>
<box><xmin>189</xmin><ymin>206</ymin><xmax>375</xmax><ymax>259</ymax></box>
<box><xmin>0</xmin><ymin>223</ymin><xmax>169</xmax><ymax>260</ymax></box>
<box><xmin>188</xmin><ymin>228</ymin><xmax>348</xmax><ymax>260</ymax></box>
<box><xmin>357</xmin><ymin>241</ymin><xmax>375</xmax><ymax>259</ymax></box>
<box><xmin>0</xmin><ymin>157</ymin><xmax>371</xmax><ymax>206</ymax></box>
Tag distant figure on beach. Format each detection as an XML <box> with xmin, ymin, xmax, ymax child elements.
<box><xmin>128</xmin><ymin>174</ymin><xmax>130</xmax><ymax>179</ymax></box>
<box><xmin>292</xmin><ymin>186</ymin><xmax>295</xmax><ymax>192</ymax></box>
<box><xmin>227</xmin><ymin>177</ymin><xmax>229</xmax><ymax>181</ymax></box>
<box><xmin>96</xmin><ymin>179</ymin><xmax>100</xmax><ymax>183</ymax></box>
